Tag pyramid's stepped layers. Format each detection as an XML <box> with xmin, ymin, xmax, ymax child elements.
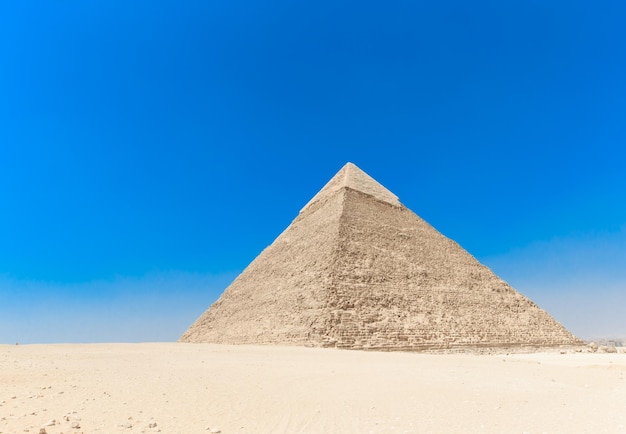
<box><xmin>180</xmin><ymin>189</ymin><xmax>343</xmax><ymax>344</ymax></box>
<box><xmin>181</xmin><ymin>163</ymin><xmax>582</xmax><ymax>350</ymax></box>
<box><xmin>317</xmin><ymin>189</ymin><xmax>578</xmax><ymax>350</ymax></box>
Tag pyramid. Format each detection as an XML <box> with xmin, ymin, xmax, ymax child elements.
<box><xmin>181</xmin><ymin>163</ymin><xmax>581</xmax><ymax>350</ymax></box>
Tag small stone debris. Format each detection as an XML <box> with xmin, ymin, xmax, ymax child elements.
<box><xmin>44</xmin><ymin>419</ymin><xmax>56</xmax><ymax>427</ymax></box>
<box><xmin>38</xmin><ymin>429</ymin><xmax>47</xmax><ymax>434</ymax></box>
<box><xmin>71</xmin><ymin>422</ymin><xmax>81</xmax><ymax>429</ymax></box>
<box><xmin>206</xmin><ymin>428</ymin><xmax>221</xmax><ymax>433</ymax></box>
<box><xmin>148</xmin><ymin>422</ymin><xmax>157</xmax><ymax>428</ymax></box>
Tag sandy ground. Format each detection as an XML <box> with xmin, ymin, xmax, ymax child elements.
<box><xmin>1</xmin><ymin>343</ymin><xmax>625</xmax><ymax>434</ymax></box>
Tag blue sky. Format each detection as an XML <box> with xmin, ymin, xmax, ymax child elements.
<box><xmin>1</xmin><ymin>1</ymin><xmax>625</xmax><ymax>343</ymax></box>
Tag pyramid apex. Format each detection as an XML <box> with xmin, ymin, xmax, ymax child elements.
<box><xmin>301</xmin><ymin>162</ymin><xmax>401</xmax><ymax>212</ymax></box>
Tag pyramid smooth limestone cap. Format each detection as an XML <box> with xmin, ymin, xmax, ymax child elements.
<box><xmin>300</xmin><ymin>162</ymin><xmax>401</xmax><ymax>212</ymax></box>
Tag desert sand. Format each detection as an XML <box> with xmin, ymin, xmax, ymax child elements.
<box><xmin>1</xmin><ymin>343</ymin><xmax>625</xmax><ymax>433</ymax></box>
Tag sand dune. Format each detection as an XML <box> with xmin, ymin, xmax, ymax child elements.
<box><xmin>1</xmin><ymin>343</ymin><xmax>625</xmax><ymax>433</ymax></box>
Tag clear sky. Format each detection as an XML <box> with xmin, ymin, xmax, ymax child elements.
<box><xmin>1</xmin><ymin>1</ymin><xmax>625</xmax><ymax>343</ymax></box>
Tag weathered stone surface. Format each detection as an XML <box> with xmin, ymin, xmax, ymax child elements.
<box><xmin>181</xmin><ymin>163</ymin><xmax>582</xmax><ymax>350</ymax></box>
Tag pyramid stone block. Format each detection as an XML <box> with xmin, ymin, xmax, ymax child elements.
<box><xmin>181</xmin><ymin>163</ymin><xmax>582</xmax><ymax>350</ymax></box>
